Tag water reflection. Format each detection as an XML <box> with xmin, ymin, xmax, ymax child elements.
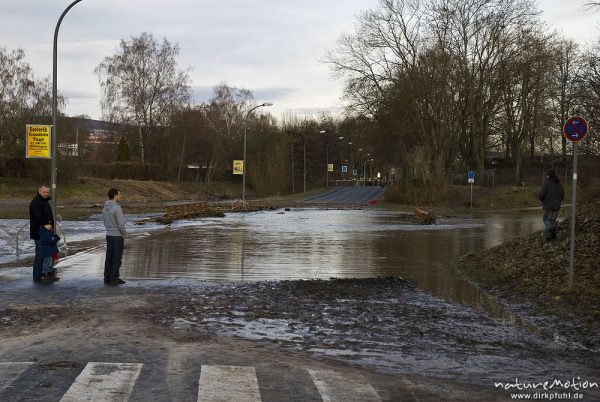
<box><xmin>60</xmin><ymin>208</ymin><xmax>543</xmax><ymax>310</ymax></box>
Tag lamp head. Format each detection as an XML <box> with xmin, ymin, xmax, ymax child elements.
<box><xmin>262</xmin><ymin>102</ymin><xmax>274</xmax><ymax>107</ymax></box>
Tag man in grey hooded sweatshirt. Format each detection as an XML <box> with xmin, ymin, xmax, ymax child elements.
<box><xmin>102</xmin><ymin>188</ymin><xmax>127</xmax><ymax>285</ymax></box>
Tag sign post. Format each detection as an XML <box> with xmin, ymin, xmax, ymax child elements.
<box><xmin>563</xmin><ymin>114</ymin><xmax>589</xmax><ymax>289</ymax></box>
<box><xmin>468</xmin><ymin>170</ymin><xmax>475</xmax><ymax>209</ymax></box>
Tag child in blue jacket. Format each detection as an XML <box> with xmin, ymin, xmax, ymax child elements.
<box><xmin>38</xmin><ymin>223</ymin><xmax>60</xmax><ymax>282</ymax></box>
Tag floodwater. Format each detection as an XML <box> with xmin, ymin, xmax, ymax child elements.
<box><xmin>39</xmin><ymin>207</ymin><xmax>544</xmax><ymax>314</ymax></box>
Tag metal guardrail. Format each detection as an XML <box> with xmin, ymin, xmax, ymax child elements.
<box><xmin>56</xmin><ymin>216</ymin><xmax>68</xmax><ymax>256</ymax></box>
<box><xmin>15</xmin><ymin>215</ymin><xmax>68</xmax><ymax>259</ymax></box>
<box><xmin>15</xmin><ymin>222</ymin><xmax>29</xmax><ymax>259</ymax></box>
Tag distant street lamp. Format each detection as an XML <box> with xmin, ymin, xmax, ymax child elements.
<box><xmin>319</xmin><ymin>130</ymin><xmax>329</xmax><ymax>188</ymax></box>
<box><xmin>324</xmin><ymin>132</ymin><xmax>344</xmax><ymax>188</ymax></box>
<box><xmin>51</xmin><ymin>0</ymin><xmax>83</xmax><ymax>216</ymax></box>
<box><xmin>303</xmin><ymin>129</ymin><xmax>326</xmax><ymax>193</ymax></box>
<box><xmin>243</xmin><ymin>102</ymin><xmax>273</xmax><ymax>203</ymax></box>
<box><xmin>364</xmin><ymin>158</ymin><xmax>374</xmax><ymax>186</ymax></box>
<box><xmin>303</xmin><ymin>135</ymin><xmax>306</xmax><ymax>192</ymax></box>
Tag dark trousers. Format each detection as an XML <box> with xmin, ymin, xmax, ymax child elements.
<box><xmin>104</xmin><ymin>236</ymin><xmax>124</xmax><ymax>282</ymax></box>
<box><xmin>543</xmin><ymin>209</ymin><xmax>559</xmax><ymax>240</ymax></box>
<box><xmin>33</xmin><ymin>240</ymin><xmax>43</xmax><ymax>280</ymax></box>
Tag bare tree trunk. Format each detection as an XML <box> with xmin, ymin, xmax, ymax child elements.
<box><xmin>138</xmin><ymin>124</ymin><xmax>145</xmax><ymax>166</ymax></box>
<box><xmin>177</xmin><ymin>128</ymin><xmax>187</xmax><ymax>183</ymax></box>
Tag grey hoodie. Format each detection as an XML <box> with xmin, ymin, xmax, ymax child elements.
<box><xmin>103</xmin><ymin>200</ymin><xmax>127</xmax><ymax>237</ymax></box>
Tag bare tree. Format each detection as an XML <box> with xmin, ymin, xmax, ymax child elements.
<box><xmin>326</xmin><ymin>0</ymin><xmax>547</xmax><ymax>183</ymax></box>
<box><xmin>203</xmin><ymin>83</ymin><xmax>254</xmax><ymax>189</ymax></box>
<box><xmin>95</xmin><ymin>32</ymin><xmax>191</xmax><ymax>165</ymax></box>
<box><xmin>496</xmin><ymin>26</ymin><xmax>556</xmax><ymax>183</ymax></box>
<box><xmin>577</xmin><ymin>40</ymin><xmax>600</xmax><ymax>157</ymax></box>
<box><xmin>550</xmin><ymin>39</ymin><xmax>583</xmax><ymax>161</ymax></box>
<box><xmin>0</xmin><ymin>47</ymin><xmax>62</xmax><ymax>177</ymax></box>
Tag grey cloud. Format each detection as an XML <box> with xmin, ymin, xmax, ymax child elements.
<box><xmin>191</xmin><ymin>85</ymin><xmax>294</xmax><ymax>104</ymax></box>
<box><xmin>62</xmin><ymin>89</ymin><xmax>97</xmax><ymax>100</ymax></box>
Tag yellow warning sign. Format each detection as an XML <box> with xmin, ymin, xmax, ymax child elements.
<box><xmin>26</xmin><ymin>125</ymin><xmax>52</xmax><ymax>159</ymax></box>
<box><xmin>233</xmin><ymin>160</ymin><xmax>244</xmax><ymax>175</ymax></box>
<box><xmin>328</xmin><ymin>163</ymin><xmax>334</xmax><ymax>172</ymax></box>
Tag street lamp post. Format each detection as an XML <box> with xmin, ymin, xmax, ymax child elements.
<box><xmin>337</xmin><ymin>136</ymin><xmax>344</xmax><ymax>182</ymax></box>
<box><xmin>303</xmin><ymin>129</ymin><xmax>327</xmax><ymax>193</ymax></box>
<box><xmin>303</xmin><ymin>136</ymin><xmax>306</xmax><ymax>193</ymax></box>
<box><xmin>242</xmin><ymin>102</ymin><xmax>273</xmax><ymax>203</ymax></box>
<box><xmin>319</xmin><ymin>130</ymin><xmax>328</xmax><ymax>188</ymax></box>
<box><xmin>51</xmin><ymin>0</ymin><xmax>83</xmax><ymax>216</ymax></box>
<box><xmin>347</xmin><ymin>142</ymin><xmax>353</xmax><ymax>183</ymax></box>
<box><xmin>326</xmin><ymin>143</ymin><xmax>329</xmax><ymax>188</ymax></box>
<box><xmin>364</xmin><ymin>158</ymin><xmax>374</xmax><ymax>186</ymax></box>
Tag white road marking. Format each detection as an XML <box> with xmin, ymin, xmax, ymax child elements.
<box><xmin>308</xmin><ymin>368</ymin><xmax>381</xmax><ymax>402</ymax></box>
<box><xmin>0</xmin><ymin>362</ymin><xmax>34</xmax><ymax>392</ymax></box>
<box><xmin>60</xmin><ymin>362</ymin><xmax>143</xmax><ymax>402</ymax></box>
<box><xmin>198</xmin><ymin>365</ymin><xmax>261</xmax><ymax>402</ymax></box>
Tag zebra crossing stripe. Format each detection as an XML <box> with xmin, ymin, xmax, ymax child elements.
<box><xmin>0</xmin><ymin>362</ymin><xmax>34</xmax><ymax>392</ymax></box>
<box><xmin>308</xmin><ymin>368</ymin><xmax>381</xmax><ymax>402</ymax></box>
<box><xmin>198</xmin><ymin>365</ymin><xmax>261</xmax><ymax>402</ymax></box>
<box><xmin>60</xmin><ymin>362</ymin><xmax>143</xmax><ymax>402</ymax></box>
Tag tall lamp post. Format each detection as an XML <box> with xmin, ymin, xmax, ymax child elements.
<box><xmin>303</xmin><ymin>129</ymin><xmax>327</xmax><ymax>193</ymax></box>
<box><xmin>242</xmin><ymin>102</ymin><xmax>273</xmax><ymax>203</ymax></box>
<box><xmin>335</xmin><ymin>136</ymin><xmax>344</xmax><ymax>186</ymax></box>
<box><xmin>364</xmin><ymin>158</ymin><xmax>374</xmax><ymax>186</ymax></box>
<box><xmin>51</xmin><ymin>0</ymin><xmax>83</xmax><ymax>216</ymax></box>
<box><xmin>319</xmin><ymin>130</ymin><xmax>328</xmax><ymax>188</ymax></box>
<box><xmin>303</xmin><ymin>135</ymin><xmax>307</xmax><ymax>193</ymax></box>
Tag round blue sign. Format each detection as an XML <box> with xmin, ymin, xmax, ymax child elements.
<box><xmin>563</xmin><ymin>115</ymin><xmax>589</xmax><ymax>142</ymax></box>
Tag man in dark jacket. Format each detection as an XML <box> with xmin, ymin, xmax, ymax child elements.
<box><xmin>538</xmin><ymin>170</ymin><xmax>564</xmax><ymax>241</ymax></box>
<box><xmin>29</xmin><ymin>185</ymin><xmax>54</xmax><ymax>281</ymax></box>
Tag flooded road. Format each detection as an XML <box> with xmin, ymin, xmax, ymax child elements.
<box><xmin>3</xmin><ymin>207</ymin><xmax>599</xmax><ymax>399</ymax></box>
<box><xmin>50</xmin><ymin>207</ymin><xmax>543</xmax><ymax>310</ymax></box>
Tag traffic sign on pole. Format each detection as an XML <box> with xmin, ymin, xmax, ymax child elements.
<box><xmin>467</xmin><ymin>170</ymin><xmax>475</xmax><ymax>183</ymax></box>
<box><xmin>563</xmin><ymin>115</ymin><xmax>588</xmax><ymax>143</ymax></box>
<box><xmin>563</xmin><ymin>114</ymin><xmax>590</xmax><ymax>289</ymax></box>
<box><xmin>468</xmin><ymin>170</ymin><xmax>475</xmax><ymax>208</ymax></box>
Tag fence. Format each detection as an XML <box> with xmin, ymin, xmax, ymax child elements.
<box><xmin>450</xmin><ymin>168</ymin><xmax>574</xmax><ymax>187</ymax></box>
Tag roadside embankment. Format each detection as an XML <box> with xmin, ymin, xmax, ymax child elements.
<box><xmin>0</xmin><ymin>177</ymin><xmax>300</xmax><ymax>220</ymax></box>
<box><xmin>456</xmin><ymin>200</ymin><xmax>600</xmax><ymax>349</ymax></box>
<box><xmin>0</xmin><ymin>177</ymin><xmax>205</xmax><ymax>219</ymax></box>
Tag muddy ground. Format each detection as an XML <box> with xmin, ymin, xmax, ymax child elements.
<box><xmin>1</xmin><ymin>276</ymin><xmax>599</xmax><ymax>401</ymax></box>
<box><xmin>457</xmin><ymin>200</ymin><xmax>600</xmax><ymax>350</ymax></box>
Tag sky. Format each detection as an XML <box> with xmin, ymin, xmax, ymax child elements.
<box><xmin>0</xmin><ymin>0</ymin><xmax>599</xmax><ymax>121</ymax></box>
